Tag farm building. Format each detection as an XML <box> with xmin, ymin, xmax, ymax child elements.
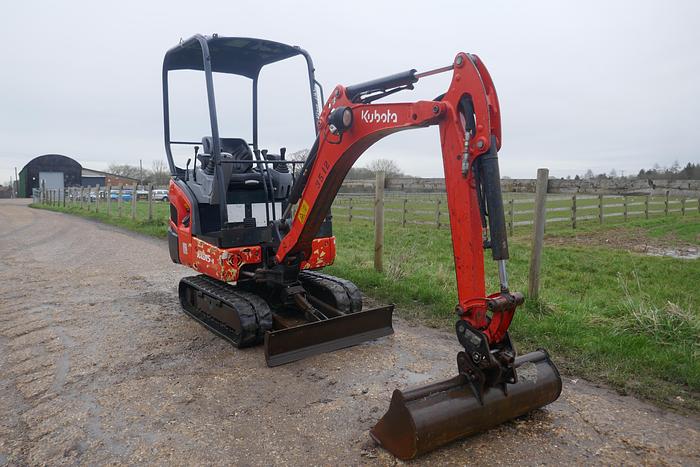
<box><xmin>81</xmin><ymin>168</ymin><xmax>138</xmax><ymax>187</ymax></box>
<box><xmin>18</xmin><ymin>154</ymin><xmax>82</xmax><ymax>198</ymax></box>
<box><xmin>18</xmin><ymin>154</ymin><xmax>140</xmax><ymax>197</ymax></box>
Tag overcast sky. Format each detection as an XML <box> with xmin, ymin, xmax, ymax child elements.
<box><xmin>1</xmin><ymin>0</ymin><xmax>699</xmax><ymax>184</ymax></box>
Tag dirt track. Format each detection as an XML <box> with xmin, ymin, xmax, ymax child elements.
<box><xmin>0</xmin><ymin>199</ymin><xmax>698</xmax><ymax>466</ymax></box>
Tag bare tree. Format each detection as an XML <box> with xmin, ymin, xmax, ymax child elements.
<box><xmin>583</xmin><ymin>169</ymin><xmax>595</xmax><ymax>179</ymax></box>
<box><xmin>107</xmin><ymin>163</ymin><xmax>141</xmax><ymax>179</ymax></box>
<box><xmin>151</xmin><ymin>160</ymin><xmax>170</xmax><ymax>187</ymax></box>
<box><xmin>366</xmin><ymin>159</ymin><xmax>403</xmax><ymax>178</ymax></box>
<box><xmin>287</xmin><ymin>149</ymin><xmax>309</xmax><ymax>176</ymax></box>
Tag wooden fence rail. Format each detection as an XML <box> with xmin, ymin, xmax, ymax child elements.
<box><xmin>36</xmin><ymin>184</ymin><xmax>700</xmax><ymax>237</ymax></box>
<box><xmin>40</xmin><ymin>186</ymin><xmax>171</xmax><ymax>224</ymax></box>
<box><xmin>331</xmin><ymin>191</ymin><xmax>700</xmax><ymax>233</ymax></box>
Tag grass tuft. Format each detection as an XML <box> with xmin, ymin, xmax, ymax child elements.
<box><xmin>617</xmin><ymin>272</ymin><xmax>699</xmax><ymax>354</ymax></box>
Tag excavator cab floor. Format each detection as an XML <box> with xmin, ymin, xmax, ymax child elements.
<box><xmin>370</xmin><ymin>349</ymin><xmax>562</xmax><ymax>460</ymax></box>
<box><xmin>264</xmin><ymin>305</ymin><xmax>394</xmax><ymax>367</ymax></box>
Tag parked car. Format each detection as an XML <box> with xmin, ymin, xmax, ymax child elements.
<box><xmin>152</xmin><ymin>189</ymin><xmax>169</xmax><ymax>202</ymax></box>
<box><xmin>109</xmin><ymin>190</ymin><xmax>132</xmax><ymax>201</ymax></box>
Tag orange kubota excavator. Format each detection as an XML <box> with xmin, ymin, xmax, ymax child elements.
<box><xmin>163</xmin><ymin>35</ymin><xmax>561</xmax><ymax>460</ymax></box>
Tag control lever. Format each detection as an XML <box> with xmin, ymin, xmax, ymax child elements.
<box><xmin>193</xmin><ymin>146</ymin><xmax>199</xmax><ymax>181</ymax></box>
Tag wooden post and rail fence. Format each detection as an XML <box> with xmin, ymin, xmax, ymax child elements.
<box><xmin>36</xmin><ymin>171</ymin><xmax>700</xmax><ymax>294</ymax></box>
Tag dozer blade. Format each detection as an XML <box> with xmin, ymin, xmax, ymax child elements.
<box><xmin>264</xmin><ymin>305</ymin><xmax>394</xmax><ymax>367</ymax></box>
<box><xmin>370</xmin><ymin>349</ymin><xmax>562</xmax><ymax>460</ymax></box>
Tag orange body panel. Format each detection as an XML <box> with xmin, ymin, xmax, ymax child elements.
<box><xmin>301</xmin><ymin>237</ymin><xmax>336</xmax><ymax>270</ymax></box>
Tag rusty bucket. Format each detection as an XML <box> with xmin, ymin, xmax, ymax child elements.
<box><xmin>370</xmin><ymin>349</ymin><xmax>562</xmax><ymax>460</ymax></box>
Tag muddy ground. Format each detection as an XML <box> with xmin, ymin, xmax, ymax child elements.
<box><xmin>0</xmin><ymin>199</ymin><xmax>698</xmax><ymax>466</ymax></box>
<box><xmin>544</xmin><ymin>225</ymin><xmax>700</xmax><ymax>259</ymax></box>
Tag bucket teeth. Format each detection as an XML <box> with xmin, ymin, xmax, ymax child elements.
<box><xmin>370</xmin><ymin>349</ymin><xmax>562</xmax><ymax>460</ymax></box>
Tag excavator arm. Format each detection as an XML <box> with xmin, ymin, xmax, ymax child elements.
<box><xmin>277</xmin><ymin>53</ymin><xmax>515</xmax><ymax>349</ymax></box>
<box><xmin>275</xmin><ymin>53</ymin><xmax>561</xmax><ymax>459</ymax></box>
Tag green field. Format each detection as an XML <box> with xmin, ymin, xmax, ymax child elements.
<box><xmin>32</xmin><ymin>193</ymin><xmax>700</xmax><ymax>412</ymax></box>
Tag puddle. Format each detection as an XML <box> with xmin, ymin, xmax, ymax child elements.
<box><xmin>634</xmin><ymin>245</ymin><xmax>700</xmax><ymax>259</ymax></box>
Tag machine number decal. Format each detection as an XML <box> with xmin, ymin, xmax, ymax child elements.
<box><xmin>297</xmin><ymin>200</ymin><xmax>310</xmax><ymax>224</ymax></box>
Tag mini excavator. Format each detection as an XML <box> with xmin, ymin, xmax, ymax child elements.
<box><xmin>163</xmin><ymin>35</ymin><xmax>561</xmax><ymax>460</ymax></box>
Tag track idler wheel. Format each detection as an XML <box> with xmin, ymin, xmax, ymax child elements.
<box><xmin>370</xmin><ymin>350</ymin><xmax>562</xmax><ymax>460</ymax></box>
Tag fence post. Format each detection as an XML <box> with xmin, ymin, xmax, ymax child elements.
<box><xmin>598</xmin><ymin>194</ymin><xmax>604</xmax><ymax>224</ymax></box>
<box><xmin>148</xmin><ymin>185</ymin><xmax>154</xmax><ymax>221</ymax></box>
<box><xmin>528</xmin><ymin>168</ymin><xmax>549</xmax><ymax>300</ymax></box>
<box><xmin>402</xmin><ymin>198</ymin><xmax>408</xmax><ymax>227</ymax></box>
<box><xmin>623</xmin><ymin>195</ymin><xmax>628</xmax><ymax>222</ymax></box>
<box><xmin>645</xmin><ymin>195</ymin><xmax>649</xmax><ymax>219</ymax></box>
<box><xmin>107</xmin><ymin>185</ymin><xmax>112</xmax><ymax>216</ymax></box>
<box><xmin>664</xmin><ymin>191</ymin><xmax>669</xmax><ymax>216</ymax></box>
<box><xmin>131</xmin><ymin>184</ymin><xmax>137</xmax><ymax>220</ymax></box>
<box><xmin>374</xmin><ymin>171</ymin><xmax>385</xmax><ymax>273</ymax></box>
<box><xmin>348</xmin><ymin>197</ymin><xmax>353</xmax><ymax>222</ymax></box>
<box><xmin>80</xmin><ymin>187</ymin><xmax>85</xmax><ymax>209</ymax></box>
<box><xmin>681</xmin><ymin>198</ymin><xmax>686</xmax><ymax>216</ymax></box>
<box><xmin>571</xmin><ymin>194</ymin><xmax>577</xmax><ymax>229</ymax></box>
<box><xmin>118</xmin><ymin>185</ymin><xmax>123</xmax><ymax>217</ymax></box>
<box><xmin>698</xmin><ymin>197</ymin><xmax>700</xmax><ymax>214</ymax></box>
<box><xmin>95</xmin><ymin>185</ymin><xmax>100</xmax><ymax>213</ymax></box>
<box><xmin>435</xmin><ymin>199</ymin><xmax>441</xmax><ymax>229</ymax></box>
<box><xmin>508</xmin><ymin>198</ymin><xmax>514</xmax><ymax>236</ymax></box>
<box><xmin>62</xmin><ymin>189</ymin><xmax>66</xmax><ymax>207</ymax></box>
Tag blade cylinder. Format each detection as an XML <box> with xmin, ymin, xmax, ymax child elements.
<box><xmin>370</xmin><ymin>349</ymin><xmax>562</xmax><ymax>460</ymax></box>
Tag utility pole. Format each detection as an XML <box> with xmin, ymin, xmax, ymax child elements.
<box><xmin>139</xmin><ymin>159</ymin><xmax>143</xmax><ymax>186</ymax></box>
<box><xmin>14</xmin><ymin>167</ymin><xmax>18</xmax><ymax>198</ymax></box>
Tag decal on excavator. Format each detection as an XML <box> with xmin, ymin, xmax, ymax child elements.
<box><xmin>296</xmin><ymin>200</ymin><xmax>310</xmax><ymax>224</ymax></box>
<box><xmin>196</xmin><ymin>250</ymin><xmax>213</xmax><ymax>263</ymax></box>
<box><xmin>361</xmin><ymin>109</ymin><xmax>398</xmax><ymax>124</ymax></box>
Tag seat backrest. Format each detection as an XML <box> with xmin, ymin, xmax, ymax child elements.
<box><xmin>201</xmin><ymin>137</ymin><xmax>254</xmax><ymax>174</ymax></box>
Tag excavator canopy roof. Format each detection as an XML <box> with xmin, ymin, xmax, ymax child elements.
<box><xmin>163</xmin><ymin>35</ymin><xmax>305</xmax><ymax>78</ymax></box>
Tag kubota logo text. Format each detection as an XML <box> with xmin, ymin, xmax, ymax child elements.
<box><xmin>361</xmin><ymin>109</ymin><xmax>398</xmax><ymax>124</ymax></box>
<box><xmin>197</xmin><ymin>250</ymin><xmax>213</xmax><ymax>263</ymax></box>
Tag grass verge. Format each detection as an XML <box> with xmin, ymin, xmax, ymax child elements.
<box><xmin>32</xmin><ymin>201</ymin><xmax>700</xmax><ymax>412</ymax></box>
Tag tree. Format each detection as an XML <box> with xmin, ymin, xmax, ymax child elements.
<box><xmin>609</xmin><ymin>168</ymin><xmax>618</xmax><ymax>178</ymax></box>
<box><xmin>346</xmin><ymin>167</ymin><xmax>374</xmax><ymax>179</ymax></box>
<box><xmin>366</xmin><ymin>159</ymin><xmax>403</xmax><ymax>178</ymax></box>
<box><xmin>669</xmin><ymin>160</ymin><xmax>681</xmax><ymax>174</ymax></box>
<box><xmin>287</xmin><ymin>149</ymin><xmax>309</xmax><ymax>176</ymax></box>
<box><xmin>107</xmin><ymin>164</ymin><xmax>142</xmax><ymax>179</ymax></box>
<box><xmin>583</xmin><ymin>169</ymin><xmax>595</xmax><ymax>179</ymax></box>
<box><xmin>150</xmin><ymin>160</ymin><xmax>170</xmax><ymax>186</ymax></box>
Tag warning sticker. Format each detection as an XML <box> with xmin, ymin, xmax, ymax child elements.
<box><xmin>297</xmin><ymin>200</ymin><xmax>310</xmax><ymax>224</ymax></box>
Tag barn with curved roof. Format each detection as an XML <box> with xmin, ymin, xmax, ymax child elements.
<box><xmin>18</xmin><ymin>154</ymin><xmax>82</xmax><ymax>198</ymax></box>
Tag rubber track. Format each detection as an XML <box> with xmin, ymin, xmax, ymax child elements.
<box><xmin>299</xmin><ymin>271</ymin><xmax>363</xmax><ymax>313</ymax></box>
<box><xmin>179</xmin><ymin>275</ymin><xmax>272</xmax><ymax>348</ymax></box>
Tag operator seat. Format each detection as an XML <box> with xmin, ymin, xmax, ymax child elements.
<box><xmin>199</xmin><ymin>136</ymin><xmax>293</xmax><ymax>200</ymax></box>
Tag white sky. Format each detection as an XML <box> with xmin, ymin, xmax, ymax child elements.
<box><xmin>1</xmin><ymin>0</ymin><xmax>699</xmax><ymax>184</ymax></box>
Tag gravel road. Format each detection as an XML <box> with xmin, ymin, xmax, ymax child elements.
<box><xmin>0</xmin><ymin>199</ymin><xmax>698</xmax><ymax>466</ymax></box>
